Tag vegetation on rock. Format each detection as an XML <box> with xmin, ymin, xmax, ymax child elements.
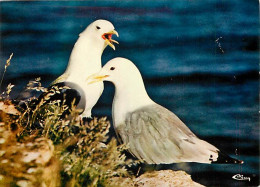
<box><xmin>0</xmin><ymin>54</ymin><xmax>134</xmax><ymax>186</ymax></box>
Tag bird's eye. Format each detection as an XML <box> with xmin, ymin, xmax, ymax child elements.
<box><xmin>110</xmin><ymin>67</ymin><xmax>115</xmax><ymax>71</ymax></box>
<box><xmin>96</xmin><ymin>26</ymin><xmax>101</xmax><ymax>30</ymax></box>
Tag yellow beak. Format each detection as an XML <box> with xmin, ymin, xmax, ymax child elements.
<box><xmin>102</xmin><ymin>30</ymin><xmax>119</xmax><ymax>50</ymax></box>
<box><xmin>87</xmin><ymin>75</ymin><xmax>109</xmax><ymax>85</ymax></box>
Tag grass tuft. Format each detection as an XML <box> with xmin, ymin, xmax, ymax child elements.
<box><xmin>0</xmin><ymin>53</ymin><xmax>13</xmax><ymax>88</ymax></box>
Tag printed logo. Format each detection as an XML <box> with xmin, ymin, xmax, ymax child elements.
<box><xmin>232</xmin><ymin>174</ymin><xmax>250</xmax><ymax>182</ymax></box>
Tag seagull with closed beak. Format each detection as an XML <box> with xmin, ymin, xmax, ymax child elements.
<box><xmin>89</xmin><ymin>57</ymin><xmax>243</xmax><ymax>164</ymax></box>
<box><xmin>51</xmin><ymin>19</ymin><xmax>119</xmax><ymax>118</ymax></box>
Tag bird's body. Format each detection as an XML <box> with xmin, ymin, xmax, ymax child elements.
<box><xmin>55</xmin><ymin>58</ymin><xmax>103</xmax><ymax>118</ymax></box>
<box><xmin>91</xmin><ymin>57</ymin><xmax>243</xmax><ymax>164</ymax></box>
<box><xmin>116</xmin><ymin>104</ymin><xmax>221</xmax><ymax>164</ymax></box>
<box><xmin>53</xmin><ymin>19</ymin><xmax>118</xmax><ymax>118</ymax></box>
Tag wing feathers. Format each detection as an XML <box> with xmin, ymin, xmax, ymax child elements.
<box><xmin>118</xmin><ymin>104</ymin><xmax>222</xmax><ymax>164</ymax></box>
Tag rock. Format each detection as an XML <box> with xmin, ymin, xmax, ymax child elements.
<box><xmin>134</xmin><ymin>170</ymin><xmax>204</xmax><ymax>187</ymax></box>
<box><xmin>0</xmin><ymin>123</ymin><xmax>60</xmax><ymax>187</ymax></box>
<box><xmin>0</xmin><ymin>101</ymin><xmax>20</xmax><ymax>115</ymax></box>
<box><xmin>110</xmin><ymin>170</ymin><xmax>204</xmax><ymax>187</ymax></box>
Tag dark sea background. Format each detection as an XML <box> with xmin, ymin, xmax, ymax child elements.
<box><xmin>0</xmin><ymin>1</ymin><xmax>259</xmax><ymax>186</ymax></box>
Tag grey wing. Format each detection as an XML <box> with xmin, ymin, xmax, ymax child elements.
<box><xmin>119</xmin><ymin>104</ymin><xmax>219</xmax><ymax>164</ymax></box>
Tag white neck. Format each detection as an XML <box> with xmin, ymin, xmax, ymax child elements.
<box><xmin>112</xmin><ymin>78</ymin><xmax>154</xmax><ymax>125</ymax></box>
<box><xmin>65</xmin><ymin>35</ymin><xmax>105</xmax><ymax>79</ymax></box>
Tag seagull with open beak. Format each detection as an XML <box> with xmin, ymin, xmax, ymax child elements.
<box><xmin>51</xmin><ymin>19</ymin><xmax>119</xmax><ymax>118</ymax></box>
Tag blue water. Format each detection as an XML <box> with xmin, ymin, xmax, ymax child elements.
<box><xmin>0</xmin><ymin>1</ymin><xmax>258</xmax><ymax>186</ymax></box>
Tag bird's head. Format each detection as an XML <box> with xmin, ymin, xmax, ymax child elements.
<box><xmin>87</xmin><ymin>57</ymin><xmax>143</xmax><ymax>88</ymax></box>
<box><xmin>80</xmin><ymin>19</ymin><xmax>119</xmax><ymax>50</ymax></box>
<box><xmin>87</xmin><ymin>58</ymin><xmax>152</xmax><ymax>109</ymax></box>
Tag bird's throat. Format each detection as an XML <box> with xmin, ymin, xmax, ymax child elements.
<box><xmin>66</xmin><ymin>36</ymin><xmax>104</xmax><ymax>77</ymax></box>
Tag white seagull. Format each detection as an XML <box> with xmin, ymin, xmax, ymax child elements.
<box><xmin>89</xmin><ymin>57</ymin><xmax>243</xmax><ymax>164</ymax></box>
<box><xmin>52</xmin><ymin>19</ymin><xmax>119</xmax><ymax>118</ymax></box>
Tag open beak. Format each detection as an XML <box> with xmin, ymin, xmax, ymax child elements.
<box><xmin>102</xmin><ymin>30</ymin><xmax>119</xmax><ymax>50</ymax></box>
<box><xmin>87</xmin><ymin>74</ymin><xmax>109</xmax><ymax>85</ymax></box>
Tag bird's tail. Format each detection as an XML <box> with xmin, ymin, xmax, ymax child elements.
<box><xmin>212</xmin><ymin>150</ymin><xmax>243</xmax><ymax>164</ymax></box>
<box><xmin>181</xmin><ymin>138</ymin><xmax>243</xmax><ymax>164</ymax></box>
